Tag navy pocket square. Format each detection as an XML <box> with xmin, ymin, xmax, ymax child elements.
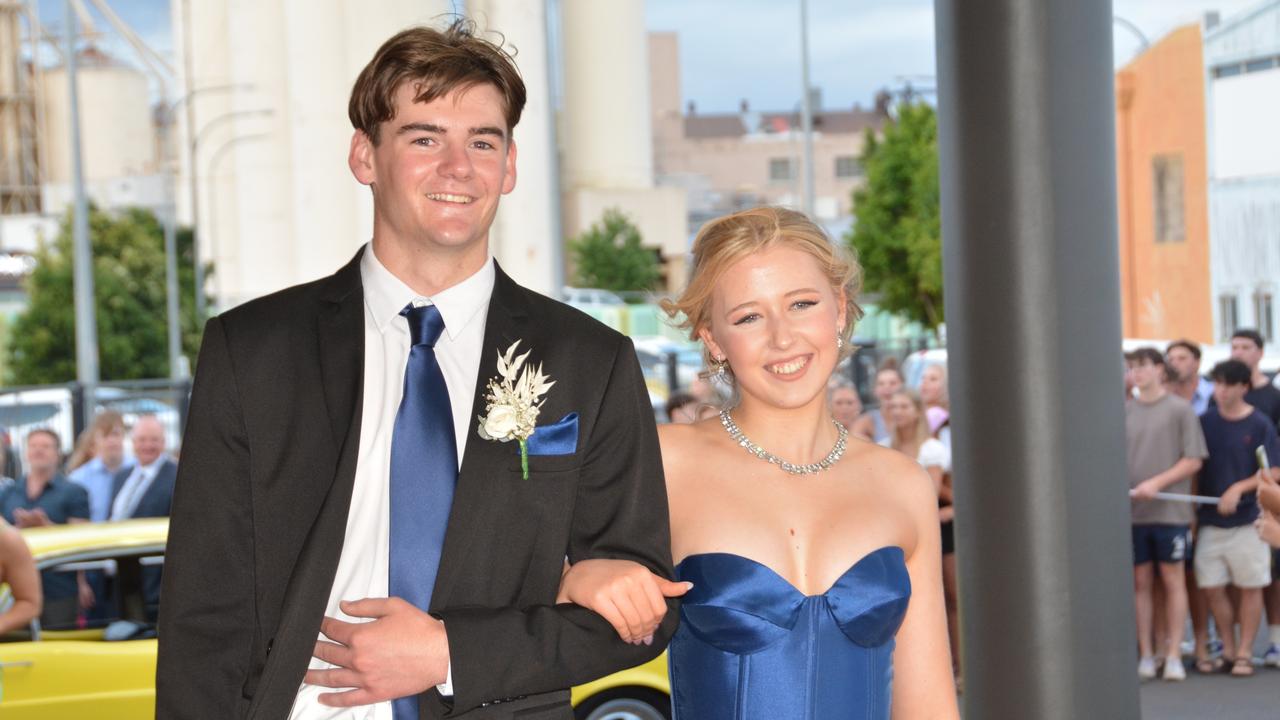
<box><xmin>526</xmin><ymin>413</ymin><xmax>579</xmax><ymax>456</ymax></box>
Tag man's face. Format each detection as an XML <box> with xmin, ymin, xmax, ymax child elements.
<box><xmin>350</xmin><ymin>82</ymin><xmax>517</xmax><ymax>258</ymax></box>
<box><xmin>131</xmin><ymin>418</ymin><xmax>166</xmax><ymax>467</ymax></box>
<box><xmin>1213</xmin><ymin>379</ymin><xmax>1248</xmax><ymax>408</ymax></box>
<box><xmin>1165</xmin><ymin>347</ymin><xmax>1199</xmax><ymax>384</ymax></box>
<box><xmin>97</xmin><ymin>425</ymin><xmax>125</xmax><ymax>465</ymax></box>
<box><xmin>1230</xmin><ymin>337</ymin><xmax>1263</xmax><ymax>371</ymax></box>
<box><xmin>25</xmin><ymin>432</ymin><xmax>58</xmax><ymax>474</ymax></box>
<box><xmin>1128</xmin><ymin>359</ymin><xmax>1163</xmax><ymax>392</ymax></box>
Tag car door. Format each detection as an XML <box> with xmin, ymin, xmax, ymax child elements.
<box><xmin>0</xmin><ymin>543</ymin><xmax>162</xmax><ymax>719</ymax></box>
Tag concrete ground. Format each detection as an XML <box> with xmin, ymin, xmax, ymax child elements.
<box><xmin>1139</xmin><ymin>629</ymin><xmax>1277</xmax><ymax>718</ymax></box>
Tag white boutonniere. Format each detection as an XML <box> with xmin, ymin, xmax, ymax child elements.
<box><xmin>477</xmin><ymin>340</ymin><xmax>555</xmax><ymax>479</ymax></box>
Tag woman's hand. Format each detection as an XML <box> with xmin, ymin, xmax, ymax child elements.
<box><xmin>557</xmin><ymin>559</ymin><xmax>692</xmax><ymax>644</ymax></box>
<box><xmin>1259</xmin><ymin>482</ymin><xmax>1280</xmax><ymax>516</ymax></box>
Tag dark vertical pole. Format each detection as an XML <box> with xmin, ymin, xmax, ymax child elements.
<box><xmin>934</xmin><ymin>1</ymin><xmax>1140</xmax><ymax>718</ymax></box>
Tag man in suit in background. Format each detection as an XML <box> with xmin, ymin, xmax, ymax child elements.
<box><xmin>157</xmin><ymin>20</ymin><xmax>677</xmax><ymax>720</ymax></box>
<box><xmin>110</xmin><ymin>414</ymin><xmax>175</xmax><ymax>621</ymax></box>
<box><xmin>109</xmin><ymin>415</ymin><xmax>176</xmax><ymax>521</ymax></box>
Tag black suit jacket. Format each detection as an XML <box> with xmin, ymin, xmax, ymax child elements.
<box><xmin>110</xmin><ymin>459</ymin><xmax>177</xmax><ymax>519</ymax></box>
<box><xmin>156</xmin><ymin>251</ymin><xmax>675</xmax><ymax>719</ymax></box>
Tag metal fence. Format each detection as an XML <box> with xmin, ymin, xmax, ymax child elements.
<box><xmin>0</xmin><ymin>379</ymin><xmax>192</xmax><ymax>477</ymax></box>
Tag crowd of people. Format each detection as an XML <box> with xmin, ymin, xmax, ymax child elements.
<box><xmin>660</xmin><ymin>328</ymin><xmax>1280</xmax><ymax>690</ymax></box>
<box><xmin>1123</xmin><ymin>330</ymin><xmax>1280</xmax><ymax>681</ymax></box>
<box><xmin>0</xmin><ymin>411</ymin><xmax>176</xmax><ymax>630</ymax></box>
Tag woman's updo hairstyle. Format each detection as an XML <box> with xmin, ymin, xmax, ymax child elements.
<box><xmin>661</xmin><ymin>206</ymin><xmax>863</xmax><ymax>369</ymax></box>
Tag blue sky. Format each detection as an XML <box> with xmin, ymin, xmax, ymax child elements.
<box><xmin>35</xmin><ymin>0</ymin><xmax>1265</xmax><ymax>109</ymax></box>
<box><xmin>646</xmin><ymin>0</ymin><xmax>1265</xmax><ymax>113</ymax></box>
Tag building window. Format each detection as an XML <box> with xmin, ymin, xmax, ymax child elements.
<box><xmin>1219</xmin><ymin>295</ymin><xmax>1239</xmax><ymax>341</ymax></box>
<box><xmin>835</xmin><ymin>156</ymin><xmax>863</xmax><ymax>179</ymax></box>
<box><xmin>1256</xmin><ymin>291</ymin><xmax>1275</xmax><ymax>343</ymax></box>
<box><xmin>769</xmin><ymin>157</ymin><xmax>794</xmax><ymax>182</ymax></box>
<box><xmin>1152</xmin><ymin>154</ymin><xmax>1185</xmax><ymax>243</ymax></box>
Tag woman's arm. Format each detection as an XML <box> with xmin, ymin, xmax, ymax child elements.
<box><xmin>557</xmin><ymin>559</ymin><xmax>690</xmax><ymax>644</ymax></box>
<box><xmin>0</xmin><ymin>525</ymin><xmax>41</xmax><ymax>635</ymax></box>
<box><xmin>890</xmin><ymin>461</ymin><xmax>960</xmax><ymax>719</ymax></box>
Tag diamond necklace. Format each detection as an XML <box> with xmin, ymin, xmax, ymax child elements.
<box><xmin>719</xmin><ymin>410</ymin><xmax>848</xmax><ymax>475</ymax></box>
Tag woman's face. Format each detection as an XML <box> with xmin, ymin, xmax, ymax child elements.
<box><xmin>874</xmin><ymin>369</ymin><xmax>903</xmax><ymax>403</ymax></box>
<box><xmin>700</xmin><ymin>244</ymin><xmax>845</xmax><ymax>412</ymax></box>
<box><xmin>919</xmin><ymin>365</ymin><xmax>946</xmax><ymax>405</ymax></box>
<box><xmin>829</xmin><ymin>387</ymin><xmax>862</xmax><ymax>427</ymax></box>
<box><xmin>887</xmin><ymin>394</ymin><xmax>917</xmax><ymax>430</ymax></box>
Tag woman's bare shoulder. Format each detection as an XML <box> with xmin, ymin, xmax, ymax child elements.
<box><xmin>844</xmin><ymin>440</ymin><xmax>936</xmax><ymax>506</ymax></box>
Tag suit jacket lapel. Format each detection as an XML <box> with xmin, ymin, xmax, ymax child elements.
<box><xmin>317</xmin><ymin>250</ymin><xmax>366</xmax><ymax>452</ymax></box>
<box><xmin>431</xmin><ymin>264</ymin><xmax>529</xmax><ymax>608</ymax></box>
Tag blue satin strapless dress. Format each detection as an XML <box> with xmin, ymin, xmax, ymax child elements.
<box><xmin>669</xmin><ymin>547</ymin><xmax>911</xmax><ymax>720</ymax></box>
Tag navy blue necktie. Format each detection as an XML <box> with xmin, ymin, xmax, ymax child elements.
<box><xmin>389</xmin><ymin>303</ymin><xmax>456</xmax><ymax>720</ymax></box>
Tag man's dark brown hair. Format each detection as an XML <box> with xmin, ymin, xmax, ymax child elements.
<box><xmin>1129</xmin><ymin>347</ymin><xmax>1165</xmax><ymax>367</ymax></box>
<box><xmin>348</xmin><ymin>18</ymin><xmax>527</xmax><ymax>145</ymax></box>
<box><xmin>1165</xmin><ymin>339</ymin><xmax>1201</xmax><ymax>361</ymax></box>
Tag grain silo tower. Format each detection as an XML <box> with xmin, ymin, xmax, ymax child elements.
<box><xmin>40</xmin><ymin>45</ymin><xmax>154</xmax><ymax>188</ymax></box>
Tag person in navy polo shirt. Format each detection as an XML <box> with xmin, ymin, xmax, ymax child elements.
<box><xmin>0</xmin><ymin>428</ymin><xmax>90</xmax><ymax>628</ymax></box>
<box><xmin>1194</xmin><ymin>360</ymin><xmax>1280</xmax><ymax>677</ymax></box>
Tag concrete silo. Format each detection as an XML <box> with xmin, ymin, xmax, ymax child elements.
<box><xmin>40</xmin><ymin>46</ymin><xmax>155</xmax><ymax>184</ymax></box>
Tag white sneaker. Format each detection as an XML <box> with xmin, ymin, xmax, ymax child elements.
<box><xmin>1138</xmin><ymin>656</ymin><xmax>1158</xmax><ymax>680</ymax></box>
<box><xmin>1264</xmin><ymin>644</ymin><xmax>1280</xmax><ymax>668</ymax></box>
<box><xmin>1162</xmin><ymin>657</ymin><xmax>1186</xmax><ymax>681</ymax></box>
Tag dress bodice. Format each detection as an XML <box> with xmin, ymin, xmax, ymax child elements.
<box><xmin>669</xmin><ymin>546</ymin><xmax>911</xmax><ymax>720</ymax></box>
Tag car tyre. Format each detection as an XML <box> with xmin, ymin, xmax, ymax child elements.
<box><xmin>575</xmin><ymin>687</ymin><xmax>671</xmax><ymax>720</ymax></box>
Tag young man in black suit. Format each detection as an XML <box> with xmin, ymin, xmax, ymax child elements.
<box><xmin>157</xmin><ymin>21</ymin><xmax>678</xmax><ymax>720</ymax></box>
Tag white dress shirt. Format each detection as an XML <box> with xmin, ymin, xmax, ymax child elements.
<box><xmin>109</xmin><ymin>456</ymin><xmax>166</xmax><ymax>521</ymax></box>
<box><xmin>290</xmin><ymin>244</ymin><xmax>493</xmax><ymax>719</ymax></box>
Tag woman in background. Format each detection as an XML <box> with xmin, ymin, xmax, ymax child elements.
<box><xmin>0</xmin><ymin>515</ymin><xmax>41</xmax><ymax>634</ymax></box>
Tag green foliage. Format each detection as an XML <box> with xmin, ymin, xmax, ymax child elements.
<box><xmin>568</xmin><ymin>209</ymin><xmax>662</xmax><ymax>297</ymax></box>
<box><xmin>846</xmin><ymin>102</ymin><xmax>943</xmax><ymax>330</ymax></box>
<box><xmin>5</xmin><ymin>206</ymin><xmax>211</xmax><ymax>384</ymax></box>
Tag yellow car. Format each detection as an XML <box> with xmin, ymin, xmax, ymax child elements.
<box><xmin>0</xmin><ymin>519</ymin><xmax>671</xmax><ymax>719</ymax></box>
<box><xmin>0</xmin><ymin>518</ymin><xmax>165</xmax><ymax>718</ymax></box>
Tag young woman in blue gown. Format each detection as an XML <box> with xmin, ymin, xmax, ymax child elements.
<box><xmin>560</xmin><ymin>206</ymin><xmax>958</xmax><ymax>719</ymax></box>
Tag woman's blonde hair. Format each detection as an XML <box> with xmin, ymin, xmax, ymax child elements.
<box><xmin>921</xmin><ymin>363</ymin><xmax>950</xmax><ymax>409</ymax></box>
<box><xmin>661</xmin><ymin>206</ymin><xmax>863</xmax><ymax>369</ymax></box>
<box><xmin>888</xmin><ymin>390</ymin><xmax>932</xmax><ymax>451</ymax></box>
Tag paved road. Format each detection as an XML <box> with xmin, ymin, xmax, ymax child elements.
<box><xmin>1139</xmin><ymin>633</ymin><xmax>1277</xmax><ymax>718</ymax></box>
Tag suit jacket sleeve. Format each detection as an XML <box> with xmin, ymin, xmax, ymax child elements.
<box><xmin>434</xmin><ymin>335</ymin><xmax>677</xmax><ymax>714</ymax></box>
<box><xmin>156</xmin><ymin>317</ymin><xmax>257</xmax><ymax>718</ymax></box>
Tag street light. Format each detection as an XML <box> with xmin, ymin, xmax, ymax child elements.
<box><xmin>64</xmin><ymin>0</ymin><xmax>98</xmax><ymax>432</ymax></box>
<box><xmin>156</xmin><ymin>84</ymin><xmax>255</xmax><ymax>379</ymax></box>
<box><xmin>206</xmin><ymin>132</ymin><xmax>271</xmax><ymax>310</ymax></box>
<box><xmin>190</xmin><ymin>108</ymin><xmax>274</xmax><ymax>320</ymax></box>
<box><xmin>797</xmin><ymin>0</ymin><xmax>815</xmax><ymax>217</ymax></box>
<box><xmin>1113</xmin><ymin>15</ymin><xmax>1151</xmax><ymax>57</ymax></box>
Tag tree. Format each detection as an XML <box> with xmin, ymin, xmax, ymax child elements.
<box><xmin>846</xmin><ymin>101</ymin><xmax>943</xmax><ymax>330</ymax></box>
<box><xmin>6</xmin><ymin>206</ymin><xmax>211</xmax><ymax>384</ymax></box>
<box><xmin>568</xmin><ymin>209</ymin><xmax>662</xmax><ymax>297</ymax></box>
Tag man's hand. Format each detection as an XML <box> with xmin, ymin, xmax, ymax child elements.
<box><xmin>306</xmin><ymin>598</ymin><xmax>449</xmax><ymax>707</ymax></box>
<box><xmin>1131</xmin><ymin>479</ymin><xmax>1162</xmax><ymax>501</ymax></box>
<box><xmin>77</xmin><ymin>572</ymin><xmax>95</xmax><ymax>610</ymax></box>
<box><xmin>12</xmin><ymin>508</ymin><xmax>51</xmax><ymax>528</ymax></box>
<box><xmin>1218</xmin><ymin>484</ymin><xmax>1244</xmax><ymax>517</ymax></box>
<box><xmin>557</xmin><ymin>559</ymin><xmax>691</xmax><ymax>645</ymax></box>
